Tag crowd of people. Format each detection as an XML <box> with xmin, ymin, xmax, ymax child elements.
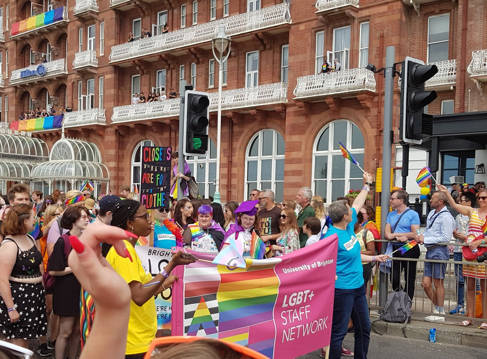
<box><xmin>18</xmin><ymin>106</ymin><xmax>64</xmax><ymax>121</ymax></box>
<box><xmin>131</xmin><ymin>89</ymin><xmax>178</xmax><ymax>105</ymax></box>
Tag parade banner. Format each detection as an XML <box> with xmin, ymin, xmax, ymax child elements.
<box><xmin>135</xmin><ymin>246</ymin><xmax>173</xmax><ymax>330</ymax></box>
<box><xmin>140</xmin><ymin>146</ymin><xmax>172</xmax><ymax>210</ymax></box>
<box><xmin>171</xmin><ymin>236</ymin><xmax>338</xmax><ymax>359</ymax></box>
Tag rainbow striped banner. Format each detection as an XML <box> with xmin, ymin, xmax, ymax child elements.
<box><xmin>172</xmin><ymin>235</ymin><xmax>339</xmax><ymax>359</ymax></box>
<box><xmin>9</xmin><ymin>115</ymin><xmax>63</xmax><ymax>132</ymax></box>
<box><xmin>11</xmin><ymin>7</ymin><xmax>65</xmax><ymax>36</ymax></box>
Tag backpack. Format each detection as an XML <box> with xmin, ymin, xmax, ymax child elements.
<box><xmin>187</xmin><ymin>176</ymin><xmax>199</xmax><ymax>199</ymax></box>
<box><xmin>43</xmin><ymin>234</ymin><xmax>72</xmax><ymax>291</ymax></box>
<box><xmin>379</xmin><ymin>290</ymin><xmax>412</xmax><ymax>323</ymax></box>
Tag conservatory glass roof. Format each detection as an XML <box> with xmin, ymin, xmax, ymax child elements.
<box><xmin>31</xmin><ymin>161</ymin><xmax>109</xmax><ymax>182</ymax></box>
<box><xmin>49</xmin><ymin>138</ymin><xmax>101</xmax><ymax>162</ymax></box>
<box><xmin>0</xmin><ymin>161</ymin><xmax>32</xmax><ymax>181</ymax></box>
<box><xmin>0</xmin><ymin>134</ymin><xmax>48</xmax><ymax>160</ymax></box>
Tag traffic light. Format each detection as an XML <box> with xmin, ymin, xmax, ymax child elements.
<box><xmin>400</xmin><ymin>57</ymin><xmax>438</xmax><ymax>144</ymax></box>
<box><xmin>183</xmin><ymin>90</ymin><xmax>210</xmax><ymax>155</ymax></box>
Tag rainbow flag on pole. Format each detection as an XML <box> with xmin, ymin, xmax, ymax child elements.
<box><xmin>482</xmin><ymin>220</ymin><xmax>487</xmax><ymax>237</ymax></box>
<box><xmin>79</xmin><ymin>180</ymin><xmax>94</xmax><ymax>192</ymax></box>
<box><xmin>338</xmin><ymin>141</ymin><xmax>359</xmax><ymax>165</ymax></box>
<box><xmin>212</xmin><ymin>237</ymin><xmax>246</xmax><ymax>268</ymax></box>
<box><xmin>249</xmin><ymin>231</ymin><xmax>266</xmax><ymax>259</ymax></box>
<box><xmin>416</xmin><ymin>167</ymin><xmax>432</xmax><ymax>186</ymax></box>
<box><xmin>397</xmin><ymin>240</ymin><xmax>418</xmax><ymax>255</ymax></box>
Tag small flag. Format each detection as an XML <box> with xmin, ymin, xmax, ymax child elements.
<box><xmin>134</xmin><ymin>184</ymin><xmax>139</xmax><ymax>194</ymax></box>
<box><xmin>249</xmin><ymin>231</ymin><xmax>266</xmax><ymax>259</ymax></box>
<box><xmin>80</xmin><ymin>180</ymin><xmax>94</xmax><ymax>192</ymax></box>
<box><xmin>482</xmin><ymin>219</ymin><xmax>487</xmax><ymax>237</ymax></box>
<box><xmin>212</xmin><ymin>237</ymin><xmax>246</xmax><ymax>268</ymax></box>
<box><xmin>29</xmin><ymin>221</ymin><xmax>41</xmax><ymax>240</ymax></box>
<box><xmin>397</xmin><ymin>240</ymin><xmax>418</xmax><ymax>255</ymax></box>
<box><xmin>416</xmin><ymin>167</ymin><xmax>432</xmax><ymax>186</ymax></box>
<box><xmin>338</xmin><ymin>141</ymin><xmax>359</xmax><ymax>166</ymax></box>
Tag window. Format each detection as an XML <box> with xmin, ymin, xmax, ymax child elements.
<box><xmin>313</xmin><ymin>120</ymin><xmax>365</xmax><ymax>203</ymax></box>
<box><xmin>208</xmin><ymin>59</ymin><xmax>215</xmax><ymax>88</ymax></box>
<box><xmin>47</xmin><ymin>0</ymin><xmax>54</xmax><ymax>11</ymax></box>
<box><xmin>78</xmin><ymin>81</ymin><xmax>83</xmax><ymax>110</ymax></box>
<box><xmin>133</xmin><ymin>18</ymin><xmax>142</xmax><ymax>39</ymax></box>
<box><xmin>222</xmin><ymin>59</ymin><xmax>227</xmax><ymax>86</ymax></box>
<box><xmin>359</xmin><ymin>22</ymin><xmax>369</xmax><ymax>68</ymax></box>
<box><xmin>0</xmin><ymin>8</ymin><xmax>3</xmax><ymax>33</ymax></box>
<box><xmin>131</xmin><ymin>140</ymin><xmax>155</xmax><ymax>192</ymax></box>
<box><xmin>87</xmin><ymin>24</ymin><xmax>96</xmax><ymax>52</ymax></box>
<box><xmin>78</xmin><ymin>27</ymin><xmax>83</xmax><ymax>52</ymax></box>
<box><xmin>30</xmin><ymin>49</ymin><xmax>36</xmax><ymax>65</ymax></box>
<box><xmin>46</xmin><ymin>43</ymin><xmax>52</xmax><ymax>62</ymax></box>
<box><xmin>100</xmin><ymin>22</ymin><xmax>104</xmax><ymax>55</ymax></box>
<box><xmin>191</xmin><ymin>62</ymin><xmax>197</xmax><ymax>88</ymax></box>
<box><xmin>5</xmin><ymin>50</ymin><xmax>7</xmax><ymax>78</ymax></box>
<box><xmin>180</xmin><ymin>5</ymin><xmax>186</xmax><ymax>28</ymax></box>
<box><xmin>131</xmin><ymin>75</ymin><xmax>141</xmax><ymax>97</ymax></box>
<box><xmin>245</xmin><ymin>129</ymin><xmax>285</xmax><ymax>202</ymax></box>
<box><xmin>223</xmin><ymin>0</ymin><xmax>230</xmax><ymax>17</ymax></box>
<box><xmin>281</xmin><ymin>44</ymin><xmax>289</xmax><ymax>83</ymax></box>
<box><xmin>156</xmin><ymin>69</ymin><xmax>166</xmax><ymax>90</ymax></box>
<box><xmin>441</xmin><ymin>100</ymin><xmax>454</xmax><ymax>115</ymax></box>
<box><xmin>179</xmin><ymin>65</ymin><xmax>185</xmax><ymax>89</ymax></box>
<box><xmin>4</xmin><ymin>96</ymin><xmax>7</xmax><ymax>123</ymax></box>
<box><xmin>247</xmin><ymin>0</ymin><xmax>260</xmax><ymax>12</ymax></box>
<box><xmin>441</xmin><ymin>151</ymin><xmax>475</xmax><ymax>185</ymax></box>
<box><xmin>192</xmin><ymin>1</ymin><xmax>198</xmax><ymax>25</ymax></box>
<box><xmin>210</xmin><ymin>0</ymin><xmax>217</xmax><ymax>20</ymax></box>
<box><xmin>99</xmin><ymin>76</ymin><xmax>104</xmax><ymax>109</ymax></box>
<box><xmin>245</xmin><ymin>51</ymin><xmax>259</xmax><ymax>88</ymax></box>
<box><xmin>331</xmin><ymin>26</ymin><xmax>351</xmax><ymax>70</ymax></box>
<box><xmin>5</xmin><ymin>5</ymin><xmax>8</xmax><ymax>31</ymax></box>
<box><xmin>187</xmin><ymin>139</ymin><xmax>217</xmax><ymax>198</ymax></box>
<box><xmin>0</xmin><ymin>97</ymin><xmax>2</xmax><ymax>122</ymax></box>
<box><xmin>315</xmin><ymin>31</ymin><xmax>324</xmax><ymax>74</ymax></box>
<box><xmin>157</xmin><ymin>11</ymin><xmax>168</xmax><ymax>34</ymax></box>
<box><xmin>0</xmin><ymin>53</ymin><xmax>2</xmax><ymax>78</ymax></box>
<box><xmin>428</xmin><ymin>14</ymin><xmax>450</xmax><ymax>63</ymax></box>
<box><xmin>87</xmin><ymin>79</ymin><xmax>95</xmax><ymax>109</ymax></box>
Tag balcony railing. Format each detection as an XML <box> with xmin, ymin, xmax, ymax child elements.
<box><xmin>10</xmin><ymin>59</ymin><xmax>67</xmax><ymax>85</ymax></box>
<box><xmin>110</xmin><ymin>0</ymin><xmax>131</xmax><ymax>7</ymax></box>
<box><xmin>110</xmin><ymin>3</ymin><xmax>291</xmax><ymax>63</ymax></box>
<box><xmin>467</xmin><ymin>49</ymin><xmax>487</xmax><ymax>82</ymax></box>
<box><xmin>74</xmin><ymin>0</ymin><xmax>99</xmax><ymax>15</ymax></box>
<box><xmin>425</xmin><ymin>59</ymin><xmax>456</xmax><ymax>90</ymax></box>
<box><xmin>0</xmin><ymin>32</ymin><xmax>4</xmax><ymax>42</ymax></box>
<box><xmin>315</xmin><ymin>0</ymin><xmax>359</xmax><ymax>13</ymax></box>
<box><xmin>63</xmin><ymin>108</ymin><xmax>106</xmax><ymax>128</ymax></box>
<box><xmin>112</xmin><ymin>82</ymin><xmax>288</xmax><ymax>123</ymax></box>
<box><xmin>293</xmin><ymin>68</ymin><xmax>376</xmax><ymax>100</ymax></box>
<box><xmin>73</xmin><ymin>50</ymin><xmax>98</xmax><ymax>69</ymax></box>
<box><xmin>10</xmin><ymin>7</ymin><xmax>67</xmax><ymax>39</ymax></box>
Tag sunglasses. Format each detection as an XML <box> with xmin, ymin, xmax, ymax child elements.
<box><xmin>280</xmin><ymin>214</ymin><xmax>287</xmax><ymax>219</ymax></box>
<box><xmin>478</xmin><ymin>196</ymin><xmax>487</xmax><ymax>200</ymax></box>
<box><xmin>157</xmin><ymin>207</ymin><xmax>169</xmax><ymax>213</ymax></box>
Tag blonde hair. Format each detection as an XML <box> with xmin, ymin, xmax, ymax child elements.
<box><xmin>44</xmin><ymin>204</ymin><xmax>63</xmax><ymax>226</ymax></box>
<box><xmin>311</xmin><ymin>195</ymin><xmax>326</xmax><ymax>219</ymax></box>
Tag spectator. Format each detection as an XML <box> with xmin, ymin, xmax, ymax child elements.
<box><xmin>173</xmin><ymin>198</ymin><xmax>195</xmax><ymax>231</ymax></box>
<box><xmin>384</xmin><ymin>189</ymin><xmax>421</xmax><ymax>300</ymax></box>
<box><xmin>358</xmin><ymin>204</ymin><xmax>381</xmax><ymax>252</ymax></box>
<box><xmin>417</xmin><ymin>191</ymin><xmax>455</xmax><ymax>318</ymax></box>
<box><xmin>249</xmin><ymin>189</ymin><xmax>260</xmax><ymax>201</ymax></box>
<box><xmin>281</xmin><ymin>200</ymin><xmax>296</xmax><ymax>212</ymax></box>
<box><xmin>296</xmin><ymin>187</ymin><xmax>315</xmax><ymax>248</ymax></box>
<box><xmin>169</xmin><ymin>89</ymin><xmax>178</xmax><ymax>98</ymax></box>
<box><xmin>303</xmin><ymin>216</ymin><xmax>322</xmax><ymax>247</ymax></box>
<box><xmin>159</xmin><ymin>87</ymin><xmax>167</xmax><ymax>100</ymax></box>
<box><xmin>119</xmin><ymin>185</ymin><xmax>130</xmax><ymax>199</ymax></box>
<box><xmin>183</xmin><ymin>205</ymin><xmax>225</xmax><ymax>253</ymax></box>
<box><xmin>475</xmin><ymin>181</ymin><xmax>486</xmax><ymax>193</ymax></box>
<box><xmin>333</xmin><ymin>59</ymin><xmax>341</xmax><ymax>71</ymax></box>
<box><xmin>274</xmin><ymin>207</ymin><xmax>299</xmax><ymax>255</ymax></box>
<box><xmin>256</xmin><ymin>190</ymin><xmax>281</xmax><ymax>243</ymax></box>
<box><xmin>144</xmin><ymin>29</ymin><xmax>152</xmax><ymax>38</ymax></box>
<box><xmin>0</xmin><ymin>184</ymin><xmax>31</xmax><ymax>241</ymax></box>
<box><xmin>211</xmin><ymin>202</ymin><xmax>225</xmax><ymax>229</ymax></box>
<box><xmin>355</xmin><ymin>216</ymin><xmax>376</xmax><ymax>288</ymax></box>
<box><xmin>170</xmin><ymin>152</ymin><xmax>192</xmax><ymax>199</ymax></box>
<box><xmin>128</xmin><ymin>32</ymin><xmax>134</xmax><ymax>42</ymax></box>
<box><xmin>147</xmin><ymin>91</ymin><xmax>154</xmax><ymax>102</ymax></box>
<box><xmin>162</xmin><ymin>24</ymin><xmax>169</xmax><ymax>33</ymax></box>
<box><xmin>223</xmin><ymin>201</ymin><xmax>239</xmax><ymax>231</ymax></box>
<box><xmin>321</xmin><ymin>61</ymin><xmax>331</xmax><ymax>73</ymax></box>
<box><xmin>131</xmin><ymin>93</ymin><xmax>139</xmax><ymax>105</ymax></box>
<box><xmin>139</xmin><ymin>92</ymin><xmax>146</xmax><ymax>103</ymax></box>
<box><xmin>32</xmin><ymin>190</ymin><xmax>44</xmax><ymax>214</ymax></box>
<box><xmin>311</xmin><ymin>195</ymin><xmax>327</xmax><ymax>232</ymax></box>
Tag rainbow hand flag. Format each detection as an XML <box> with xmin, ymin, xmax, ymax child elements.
<box><xmin>249</xmin><ymin>231</ymin><xmax>266</xmax><ymax>259</ymax></box>
<box><xmin>338</xmin><ymin>142</ymin><xmax>359</xmax><ymax>165</ymax></box>
<box><xmin>416</xmin><ymin>167</ymin><xmax>432</xmax><ymax>186</ymax></box>
<box><xmin>481</xmin><ymin>219</ymin><xmax>487</xmax><ymax>237</ymax></box>
<box><xmin>79</xmin><ymin>180</ymin><xmax>94</xmax><ymax>192</ymax></box>
<box><xmin>212</xmin><ymin>237</ymin><xmax>246</xmax><ymax>268</ymax></box>
<box><xmin>397</xmin><ymin>240</ymin><xmax>418</xmax><ymax>255</ymax></box>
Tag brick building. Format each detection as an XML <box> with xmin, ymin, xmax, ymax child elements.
<box><xmin>0</xmin><ymin>0</ymin><xmax>486</xmax><ymax>202</ymax></box>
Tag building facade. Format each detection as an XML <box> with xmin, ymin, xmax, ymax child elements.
<box><xmin>0</xmin><ymin>0</ymin><xmax>486</xmax><ymax>202</ymax></box>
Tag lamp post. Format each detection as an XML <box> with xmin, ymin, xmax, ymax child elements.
<box><xmin>211</xmin><ymin>24</ymin><xmax>231</xmax><ymax>204</ymax></box>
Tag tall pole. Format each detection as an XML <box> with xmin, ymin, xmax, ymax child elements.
<box><xmin>177</xmin><ymin>80</ymin><xmax>187</xmax><ymax>200</ymax></box>
<box><xmin>213</xmin><ymin>55</ymin><xmax>223</xmax><ymax>204</ymax></box>
<box><xmin>379</xmin><ymin>46</ymin><xmax>395</xmax><ymax>307</ymax></box>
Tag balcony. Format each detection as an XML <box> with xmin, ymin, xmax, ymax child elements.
<box><xmin>467</xmin><ymin>49</ymin><xmax>487</xmax><ymax>85</ymax></box>
<box><xmin>74</xmin><ymin>0</ymin><xmax>99</xmax><ymax>18</ymax></box>
<box><xmin>293</xmin><ymin>68</ymin><xmax>376</xmax><ymax>101</ymax></box>
<box><xmin>112</xmin><ymin>82</ymin><xmax>288</xmax><ymax>124</ymax></box>
<box><xmin>315</xmin><ymin>0</ymin><xmax>359</xmax><ymax>15</ymax></box>
<box><xmin>10</xmin><ymin>7</ymin><xmax>67</xmax><ymax>40</ymax></box>
<box><xmin>110</xmin><ymin>0</ymin><xmax>132</xmax><ymax>9</ymax></box>
<box><xmin>110</xmin><ymin>3</ymin><xmax>291</xmax><ymax>63</ymax></box>
<box><xmin>63</xmin><ymin>108</ymin><xmax>106</xmax><ymax>128</ymax></box>
<box><xmin>425</xmin><ymin>59</ymin><xmax>456</xmax><ymax>91</ymax></box>
<box><xmin>10</xmin><ymin>59</ymin><xmax>67</xmax><ymax>86</ymax></box>
<box><xmin>402</xmin><ymin>0</ymin><xmax>446</xmax><ymax>13</ymax></box>
<box><xmin>9</xmin><ymin>115</ymin><xmax>64</xmax><ymax>132</ymax></box>
<box><xmin>73</xmin><ymin>50</ymin><xmax>98</xmax><ymax>71</ymax></box>
<box><xmin>0</xmin><ymin>32</ymin><xmax>4</xmax><ymax>42</ymax></box>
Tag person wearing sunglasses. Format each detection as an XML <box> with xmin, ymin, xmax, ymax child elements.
<box><xmin>153</xmin><ymin>206</ymin><xmax>179</xmax><ymax>249</ymax></box>
<box><xmin>274</xmin><ymin>208</ymin><xmax>299</xmax><ymax>256</ymax></box>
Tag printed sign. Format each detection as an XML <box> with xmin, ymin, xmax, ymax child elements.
<box><xmin>140</xmin><ymin>146</ymin><xmax>172</xmax><ymax>210</ymax></box>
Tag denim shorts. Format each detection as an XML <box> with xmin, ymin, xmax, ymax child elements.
<box><xmin>424</xmin><ymin>245</ymin><xmax>448</xmax><ymax>279</ymax></box>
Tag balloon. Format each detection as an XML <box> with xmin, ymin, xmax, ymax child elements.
<box><xmin>420</xmin><ymin>187</ymin><xmax>430</xmax><ymax>196</ymax></box>
<box><xmin>420</xmin><ymin>195</ymin><xmax>428</xmax><ymax>200</ymax></box>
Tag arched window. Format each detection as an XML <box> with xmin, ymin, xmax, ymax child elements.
<box><xmin>131</xmin><ymin>139</ymin><xmax>154</xmax><ymax>192</ymax></box>
<box><xmin>313</xmin><ymin>120</ymin><xmax>364</xmax><ymax>203</ymax></box>
<box><xmin>245</xmin><ymin>129</ymin><xmax>285</xmax><ymax>202</ymax></box>
<box><xmin>186</xmin><ymin>138</ymin><xmax>217</xmax><ymax>199</ymax></box>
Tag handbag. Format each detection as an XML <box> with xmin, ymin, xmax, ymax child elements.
<box><xmin>187</xmin><ymin>176</ymin><xmax>199</xmax><ymax>199</ymax></box>
<box><xmin>44</xmin><ymin>234</ymin><xmax>72</xmax><ymax>291</ymax></box>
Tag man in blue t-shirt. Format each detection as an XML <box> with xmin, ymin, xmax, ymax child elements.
<box><xmin>384</xmin><ymin>189</ymin><xmax>420</xmax><ymax>300</ymax></box>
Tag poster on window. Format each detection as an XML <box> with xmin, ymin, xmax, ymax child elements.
<box><xmin>140</xmin><ymin>146</ymin><xmax>172</xmax><ymax>209</ymax></box>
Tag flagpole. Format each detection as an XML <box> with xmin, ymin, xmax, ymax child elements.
<box><xmin>355</xmin><ymin>162</ymin><xmax>365</xmax><ymax>174</ymax></box>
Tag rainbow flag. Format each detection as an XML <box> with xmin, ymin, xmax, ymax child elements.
<box><xmin>11</xmin><ymin>7</ymin><xmax>65</xmax><ymax>36</ymax></box>
<box><xmin>397</xmin><ymin>240</ymin><xmax>418</xmax><ymax>255</ymax></box>
<box><xmin>416</xmin><ymin>167</ymin><xmax>432</xmax><ymax>186</ymax></box>
<box><xmin>80</xmin><ymin>289</ymin><xmax>95</xmax><ymax>349</ymax></box>
<box><xmin>481</xmin><ymin>219</ymin><xmax>487</xmax><ymax>237</ymax></box>
<box><xmin>212</xmin><ymin>237</ymin><xmax>246</xmax><ymax>268</ymax></box>
<box><xmin>249</xmin><ymin>231</ymin><xmax>266</xmax><ymax>259</ymax></box>
<box><xmin>65</xmin><ymin>194</ymin><xmax>84</xmax><ymax>206</ymax></box>
<box><xmin>338</xmin><ymin>141</ymin><xmax>359</xmax><ymax>165</ymax></box>
<box><xmin>80</xmin><ymin>180</ymin><xmax>94</xmax><ymax>192</ymax></box>
<box><xmin>9</xmin><ymin>115</ymin><xmax>63</xmax><ymax>132</ymax></box>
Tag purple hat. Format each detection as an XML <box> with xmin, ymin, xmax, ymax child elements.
<box><xmin>234</xmin><ymin>200</ymin><xmax>259</xmax><ymax>216</ymax></box>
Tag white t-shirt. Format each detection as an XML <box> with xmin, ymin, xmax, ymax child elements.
<box><xmin>305</xmin><ymin>234</ymin><xmax>320</xmax><ymax>247</ymax></box>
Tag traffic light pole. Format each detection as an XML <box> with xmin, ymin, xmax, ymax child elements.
<box><xmin>178</xmin><ymin>81</ymin><xmax>187</xmax><ymax>200</ymax></box>
<box><xmin>379</xmin><ymin>46</ymin><xmax>395</xmax><ymax>308</ymax></box>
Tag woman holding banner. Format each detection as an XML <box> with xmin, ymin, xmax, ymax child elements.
<box><xmin>183</xmin><ymin>205</ymin><xmax>225</xmax><ymax>253</ymax></box>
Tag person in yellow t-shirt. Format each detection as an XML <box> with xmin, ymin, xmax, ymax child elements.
<box><xmin>107</xmin><ymin>200</ymin><xmax>195</xmax><ymax>359</ymax></box>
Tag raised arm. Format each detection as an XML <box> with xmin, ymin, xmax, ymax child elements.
<box><xmin>352</xmin><ymin>172</ymin><xmax>374</xmax><ymax>213</ymax></box>
<box><xmin>437</xmin><ymin>184</ymin><xmax>472</xmax><ymax>217</ymax></box>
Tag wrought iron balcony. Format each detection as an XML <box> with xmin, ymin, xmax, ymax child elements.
<box><xmin>10</xmin><ymin>59</ymin><xmax>67</xmax><ymax>86</ymax></box>
<box><xmin>293</xmin><ymin>68</ymin><xmax>376</xmax><ymax>100</ymax></box>
<box><xmin>63</xmin><ymin>108</ymin><xmax>106</xmax><ymax>128</ymax></box>
<box><xmin>110</xmin><ymin>3</ymin><xmax>291</xmax><ymax>63</ymax></box>
<box><xmin>112</xmin><ymin>83</ymin><xmax>288</xmax><ymax>124</ymax></box>
<box><xmin>467</xmin><ymin>49</ymin><xmax>487</xmax><ymax>83</ymax></box>
<box><xmin>425</xmin><ymin>59</ymin><xmax>456</xmax><ymax>90</ymax></box>
<box><xmin>74</xmin><ymin>0</ymin><xmax>99</xmax><ymax>16</ymax></box>
<box><xmin>73</xmin><ymin>50</ymin><xmax>98</xmax><ymax>70</ymax></box>
<box><xmin>10</xmin><ymin>7</ymin><xmax>67</xmax><ymax>39</ymax></box>
<box><xmin>315</xmin><ymin>0</ymin><xmax>359</xmax><ymax>14</ymax></box>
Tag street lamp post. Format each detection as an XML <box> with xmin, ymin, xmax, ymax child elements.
<box><xmin>211</xmin><ymin>25</ymin><xmax>231</xmax><ymax>204</ymax></box>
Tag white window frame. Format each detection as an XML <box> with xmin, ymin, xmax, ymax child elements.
<box><xmin>223</xmin><ymin>0</ymin><xmax>230</xmax><ymax>17</ymax></box>
<box><xmin>133</xmin><ymin>18</ymin><xmax>142</xmax><ymax>39</ymax></box>
<box><xmin>180</xmin><ymin>4</ymin><xmax>186</xmax><ymax>29</ymax></box>
<box><xmin>99</xmin><ymin>21</ymin><xmax>104</xmax><ymax>56</ymax></box>
<box><xmin>30</xmin><ymin>49</ymin><xmax>36</xmax><ymax>65</ymax></box>
<box><xmin>131</xmin><ymin>74</ymin><xmax>141</xmax><ymax>97</ymax></box>
<box><xmin>78</xmin><ymin>27</ymin><xmax>84</xmax><ymax>52</ymax></box>
<box><xmin>5</xmin><ymin>49</ymin><xmax>7</xmax><ymax>78</ymax></box>
<box><xmin>157</xmin><ymin>11</ymin><xmax>168</xmax><ymax>35</ymax></box>
<box><xmin>4</xmin><ymin>96</ymin><xmax>7</xmax><ymax>123</ymax></box>
<box><xmin>131</xmin><ymin>140</ymin><xmax>155</xmax><ymax>192</ymax></box>
<box><xmin>281</xmin><ymin>44</ymin><xmax>289</xmax><ymax>83</ymax></box>
<box><xmin>77</xmin><ymin>81</ymin><xmax>83</xmax><ymax>110</ymax></box>
<box><xmin>47</xmin><ymin>0</ymin><xmax>54</xmax><ymax>11</ymax></box>
<box><xmin>210</xmin><ymin>0</ymin><xmax>217</xmax><ymax>20</ymax></box>
<box><xmin>192</xmin><ymin>0</ymin><xmax>198</xmax><ymax>25</ymax></box>
<box><xmin>247</xmin><ymin>0</ymin><xmax>261</xmax><ymax>12</ymax></box>
<box><xmin>441</xmin><ymin>99</ymin><xmax>454</xmax><ymax>115</ymax></box>
<box><xmin>179</xmin><ymin>64</ymin><xmax>185</xmax><ymax>88</ymax></box>
<box><xmin>0</xmin><ymin>96</ymin><xmax>2</xmax><ymax>122</ymax></box>
<box><xmin>186</xmin><ymin>139</ymin><xmax>217</xmax><ymax>198</ymax></box>
<box><xmin>87</xmin><ymin>24</ymin><xmax>96</xmax><ymax>52</ymax></box>
<box><xmin>87</xmin><ymin>78</ymin><xmax>95</xmax><ymax>109</ymax></box>
<box><xmin>0</xmin><ymin>52</ymin><xmax>2</xmax><ymax>78</ymax></box>
<box><xmin>0</xmin><ymin>8</ymin><xmax>3</xmax><ymax>34</ymax></box>
<box><xmin>98</xmin><ymin>76</ymin><xmax>104</xmax><ymax>109</ymax></box>
<box><xmin>222</xmin><ymin>58</ymin><xmax>227</xmax><ymax>86</ymax></box>
<box><xmin>244</xmin><ymin>129</ymin><xmax>285</xmax><ymax>202</ymax></box>
<box><xmin>359</xmin><ymin>22</ymin><xmax>369</xmax><ymax>68</ymax></box>
<box><xmin>427</xmin><ymin>13</ymin><xmax>450</xmax><ymax>64</ymax></box>
<box><xmin>315</xmin><ymin>31</ymin><xmax>324</xmax><ymax>74</ymax></box>
<box><xmin>312</xmin><ymin>120</ymin><xmax>365</xmax><ymax>204</ymax></box>
<box><xmin>208</xmin><ymin>59</ymin><xmax>215</xmax><ymax>88</ymax></box>
<box><xmin>245</xmin><ymin>51</ymin><xmax>259</xmax><ymax>88</ymax></box>
<box><xmin>331</xmin><ymin>25</ymin><xmax>351</xmax><ymax>70</ymax></box>
<box><xmin>156</xmin><ymin>69</ymin><xmax>167</xmax><ymax>90</ymax></box>
<box><xmin>5</xmin><ymin>5</ymin><xmax>8</xmax><ymax>31</ymax></box>
<box><xmin>191</xmin><ymin>62</ymin><xmax>197</xmax><ymax>88</ymax></box>
<box><xmin>46</xmin><ymin>43</ymin><xmax>52</xmax><ymax>62</ymax></box>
